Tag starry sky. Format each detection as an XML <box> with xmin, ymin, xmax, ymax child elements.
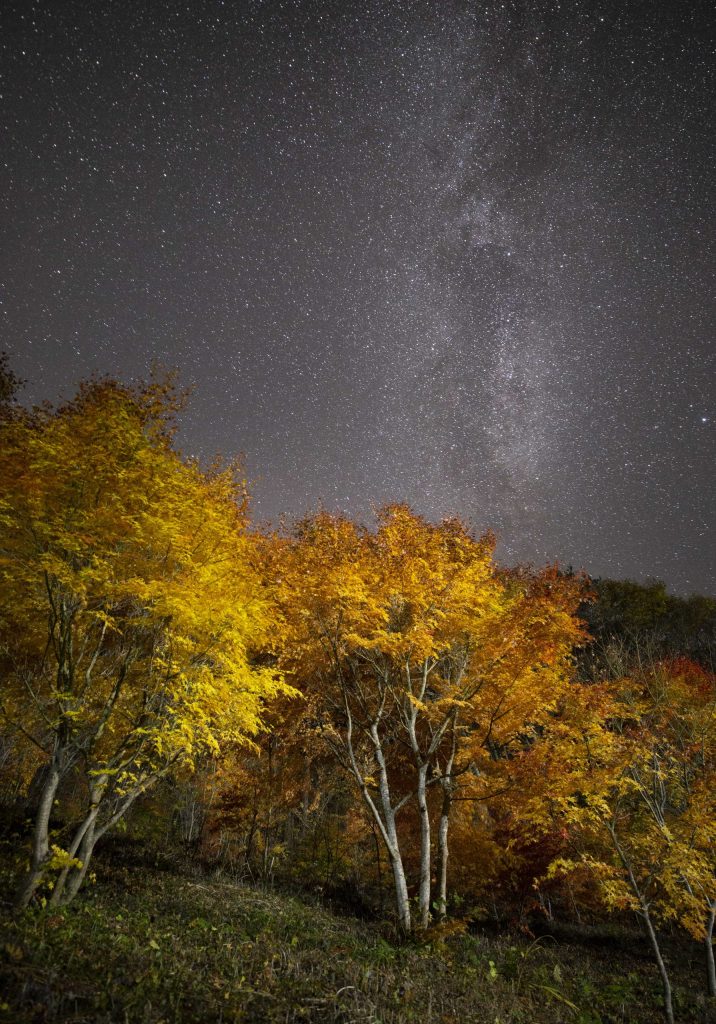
<box><xmin>1</xmin><ymin>0</ymin><xmax>714</xmax><ymax>594</ymax></box>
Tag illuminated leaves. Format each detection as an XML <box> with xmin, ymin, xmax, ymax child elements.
<box><xmin>0</xmin><ymin>378</ymin><xmax>293</xmax><ymax>903</ymax></box>
<box><xmin>267</xmin><ymin>504</ymin><xmax>588</xmax><ymax>929</ymax></box>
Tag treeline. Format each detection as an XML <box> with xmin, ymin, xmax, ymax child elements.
<box><xmin>0</xmin><ymin>369</ymin><xmax>714</xmax><ymax>1024</ymax></box>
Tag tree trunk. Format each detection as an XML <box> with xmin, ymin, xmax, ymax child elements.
<box><xmin>49</xmin><ymin>809</ymin><xmax>95</xmax><ymax>906</ymax></box>
<box><xmin>434</xmin><ymin>790</ymin><xmax>450</xmax><ymax>921</ymax></box>
<box><xmin>338</xmin><ymin>696</ymin><xmax>413</xmax><ymax>933</ymax></box>
<box><xmin>245</xmin><ymin>802</ymin><xmax>259</xmax><ymax>876</ymax></box>
<box><xmin>416</xmin><ymin>762</ymin><xmax>431</xmax><ymax>929</ymax></box>
<box><xmin>435</xmin><ymin>720</ymin><xmax>456</xmax><ymax>921</ymax></box>
<box><xmin>641</xmin><ymin>900</ymin><xmax>674</xmax><ymax>1024</ymax></box>
<box><xmin>371</xmin><ymin>822</ymin><xmax>385</xmax><ymax>917</ymax></box>
<box><xmin>607</xmin><ymin>822</ymin><xmax>673</xmax><ymax>1024</ymax></box>
<box><xmin>370</xmin><ymin>723</ymin><xmax>412</xmax><ymax>934</ymax></box>
<box><xmin>388</xmin><ymin>845</ymin><xmax>411</xmax><ymax>934</ymax></box>
<box><xmin>50</xmin><ymin>774</ymin><xmax>107</xmax><ymax>906</ymax></box>
<box><xmin>61</xmin><ymin>815</ymin><xmax>98</xmax><ymax>904</ymax></box>
<box><xmin>372</xmin><ymin>746</ymin><xmax>411</xmax><ymax>932</ymax></box>
<box><xmin>53</xmin><ymin>776</ymin><xmax>150</xmax><ymax>906</ymax></box>
<box><xmin>706</xmin><ymin>899</ymin><xmax>716</xmax><ymax>998</ymax></box>
<box><xmin>434</xmin><ymin>798</ymin><xmax>450</xmax><ymax>921</ymax></box>
<box><xmin>15</xmin><ymin>763</ymin><xmax>60</xmax><ymax>910</ymax></box>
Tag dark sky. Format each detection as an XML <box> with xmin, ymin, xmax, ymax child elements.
<box><xmin>2</xmin><ymin>1</ymin><xmax>714</xmax><ymax>594</ymax></box>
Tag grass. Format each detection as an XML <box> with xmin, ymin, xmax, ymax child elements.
<box><xmin>1</xmin><ymin>844</ymin><xmax>714</xmax><ymax>1023</ymax></box>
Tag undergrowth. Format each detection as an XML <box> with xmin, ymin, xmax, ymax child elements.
<box><xmin>1</xmin><ymin>845</ymin><xmax>713</xmax><ymax>1023</ymax></box>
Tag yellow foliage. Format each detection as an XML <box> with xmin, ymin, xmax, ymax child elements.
<box><xmin>0</xmin><ymin>378</ymin><xmax>295</xmax><ymax>799</ymax></box>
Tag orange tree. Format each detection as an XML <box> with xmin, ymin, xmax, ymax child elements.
<box><xmin>0</xmin><ymin>379</ymin><xmax>292</xmax><ymax>907</ymax></box>
<box><xmin>210</xmin><ymin>696</ymin><xmax>364</xmax><ymax>893</ymax></box>
<box><xmin>272</xmin><ymin>505</ymin><xmax>586</xmax><ymax>932</ymax></box>
<box><xmin>432</xmin><ymin>564</ymin><xmax>588</xmax><ymax>920</ymax></box>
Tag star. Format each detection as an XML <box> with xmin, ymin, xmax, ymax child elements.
<box><xmin>1</xmin><ymin>0</ymin><xmax>713</xmax><ymax>595</ymax></box>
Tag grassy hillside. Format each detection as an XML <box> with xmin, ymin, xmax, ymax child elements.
<box><xmin>1</xmin><ymin>844</ymin><xmax>713</xmax><ymax>1024</ymax></box>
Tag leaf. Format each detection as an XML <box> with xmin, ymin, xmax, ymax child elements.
<box><xmin>534</xmin><ymin>985</ymin><xmax>579</xmax><ymax>1013</ymax></box>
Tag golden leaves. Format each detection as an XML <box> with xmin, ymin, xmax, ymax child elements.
<box><xmin>0</xmin><ymin>377</ymin><xmax>293</xmax><ymax>787</ymax></box>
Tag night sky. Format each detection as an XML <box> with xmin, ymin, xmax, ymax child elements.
<box><xmin>2</xmin><ymin>1</ymin><xmax>714</xmax><ymax>594</ymax></box>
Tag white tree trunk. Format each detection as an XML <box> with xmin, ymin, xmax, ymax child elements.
<box><xmin>388</xmin><ymin>841</ymin><xmax>412</xmax><ymax>934</ymax></box>
<box><xmin>436</xmin><ymin>725</ymin><xmax>457</xmax><ymax>921</ymax></box>
<box><xmin>371</xmin><ymin>722</ymin><xmax>412</xmax><ymax>933</ymax></box>
<box><xmin>416</xmin><ymin>762</ymin><xmax>431</xmax><ymax>929</ymax></box>
<box><xmin>15</xmin><ymin>763</ymin><xmax>60</xmax><ymax>909</ymax></box>
<box><xmin>436</xmin><ymin>794</ymin><xmax>450</xmax><ymax>920</ymax></box>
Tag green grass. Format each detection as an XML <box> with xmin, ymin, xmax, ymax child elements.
<box><xmin>1</xmin><ymin>849</ymin><xmax>713</xmax><ymax>1023</ymax></box>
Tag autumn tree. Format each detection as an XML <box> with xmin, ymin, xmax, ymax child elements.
<box><xmin>534</xmin><ymin>658</ymin><xmax>716</xmax><ymax>1024</ymax></box>
<box><xmin>0</xmin><ymin>378</ymin><xmax>291</xmax><ymax>907</ymax></box>
<box><xmin>621</xmin><ymin>659</ymin><xmax>716</xmax><ymax>1003</ymax></box>
<box><xmin>430</xmin><ymin>564</ymin><xmax>587</xmax><ymax>921</ymax></box>
<box><xmin>273</xmin><ymin>506</ymin><xmax>586</xmax><ymax>933</ymax></box>
<box><xmin>210</xmin><ymin>696</ymin><xmax>367</xmax><ymax>897</ymax></box>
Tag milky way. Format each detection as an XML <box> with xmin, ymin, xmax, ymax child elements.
<box><xmin>1</xmin><ymin>1</ymin><xmax>714</xmax><ymax>592</ymax></box>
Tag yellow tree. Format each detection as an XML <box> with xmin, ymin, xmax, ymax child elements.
<box><xmin>534</xmin><ymin>659</ymin><xmax>716</xmax><ymax>1024</ymax></box>
<box><xmin>0</xmin><ymin>378</ymin><xmax>291</xmax><ymax>907</ymax></box>
<box><xmin>274</xmin><ymin>505</ymin><xmax>585</xmax><ymax>932</ymax></box>
<box><xmin>625</xmin><ymin>660</ymin><xmax>716</xmax><ymax>1002</ymax></box>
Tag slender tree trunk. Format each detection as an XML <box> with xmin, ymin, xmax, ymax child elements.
<box><xmin>436</xmin><ymin>727</ymin><xmax>456</xmax><ymax>922</ymax></box>
<box><xmin>245</xmin><ymin>802</ymin><xmax>259</xmax><ymax>875</ymax></box>
<box><xmin>370</xmin><ymin>723</ymin><xmax>412</xmax><ymax>934</ymax></box>
<box><xmin>49</xmin><ymin>809</ymin><xmax>95</xmax><ymax>906</ymax></box>
<box><xmin>436</xmin><ymin>785</ymin><xmax>451</xmax><ymax>921</ymax></box>
<box><xmin>371</xmin><ymin>822</ymin><xmax>385</xmax><ymax>917</ymax></box>
<box><xmin>567</xmin><ymin>879</ymin><xmax>582</xmax><ymax>924</ymax></box>
<box><xmin>640</xmin><ymin>899</ymin><xmax>674</xmax><ymax>1024</ymax></box>
<box><xmin>337</xmin><ymin>691</ymin><xmax>412</xmax><ymax>933</ymax></box>
<box><xmin>706</xmin><ymin>899</ymin><xmax>716</xmax><ymax>998</ymax></box>
<box><xmin>371</xmin><ymin>733</ymin><xmax>410</xmax><ymax>931</ymax></box>
<box><xmin>262</xmin><ymin>816</ymin><xmax>271</xmax><ymax>880</ymax></box>
<box><xmin>388</xmin><ymin>845</ymin><xmax>411</xmax><ymax>934</ymax></box>
<box><xmin>15</xmin><ymin>763</ymin><xmax>60</xmax><ymax>910</ymax></box>
<box><xmin>376</xmin><ymin>780</ymin><xmax>411</xmax><ymax>933</ymax></box>
<box><xmin>300</xmin><ymin>761</ymin><xmax>311</xmax><ymax>837</ymax></box>
<box><xmin>50</xmin><ymin>805</ymin><xmax>100</xmax><ymax>905</ymax></box>
<box><xmin>416</xmin><ymin>762</ymin><xmax>431</xmax><ymax>929</ymax></box>
<box><xmin>50</xmin><ymin>774</ymin><xmax>107</xmax><ymax>906</ymax></box>
<box><xmin>608</xmin><ymin>823</ymin><xmax>673</xmax><ymax>1024</ymax></box>
<box><xmin>61</xmin><ymin>815</ymin><xmax>98</xmax><ymax>904</ymax></box>
<box><xmin>263</xmin><ymin>737</ymin><xmax>274</xmax><ymax>883</ymax></box>
<box><xmin>405</xmin><ymin>662</ymin><xmax>438</xmax><ymax>931</ymax></box>
<box><xmin>53</xmin><ymin>779</ymin><xmax>148</xmax><ymax>906</ymax></box>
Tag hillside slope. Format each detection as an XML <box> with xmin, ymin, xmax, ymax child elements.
<box><xmin>0</xmin><ymin>851</ymin><xmax>711</xmax><ymax>1023</ymax></box>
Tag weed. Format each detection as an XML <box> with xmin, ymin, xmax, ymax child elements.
<box><xmin>0</xmin><ymin>842</ymin><xmax>707</xmax><ymax>1023</ymax></box>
